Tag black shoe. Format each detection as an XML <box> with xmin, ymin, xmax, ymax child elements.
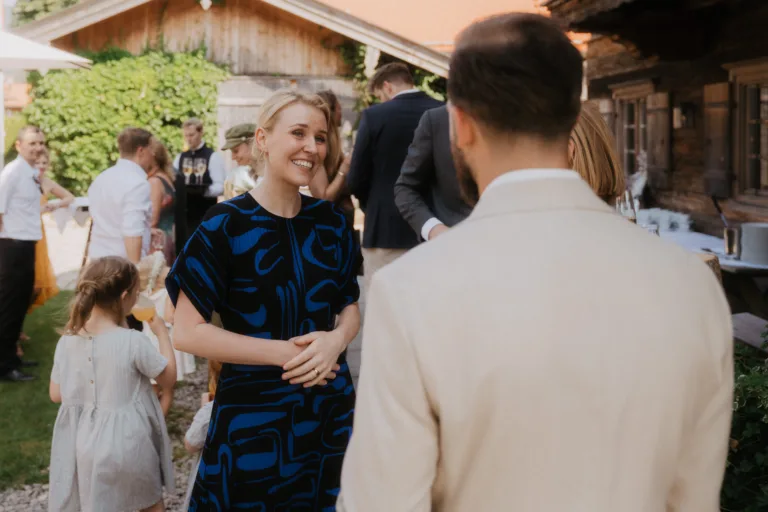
<box><xmin>0</xmin><ymin>369</ymin><xmax>36</xmax><ymax>382</ymax></box>
<box><xmin>21</xmin><ymin>360</ymin><xmax>39</xmax><ymax>368</ymax></box>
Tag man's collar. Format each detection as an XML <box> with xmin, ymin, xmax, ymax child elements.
<box><xmin>484</xmin><ymin>169</ymin><xmax>580</xmax><ymax>194</ymax></box>
<box><xmin>467</xmin><ymin>168</ymin><xmax>612</xmax><ymax>223</ymax></box>
<box><xmin>117</xmin><ymin>158</ymin><xmax>147</xmax><ymax>176</ymax></box>
<box><xmin>393</xmin><ymin>88</ymin><xmax>421</xmax><ymax>99</ymax></box>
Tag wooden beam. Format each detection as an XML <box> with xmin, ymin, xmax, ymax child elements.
<box><xmin>13</xmin><ymin>0</ymin><xmax>153</xmax><ymax>43</ymax></box>
<box><xmin>13</xmin><ymin>0</ymin><xmax>450</xmax><ymax>77</ymax></box>
<box><xmin>733</xmin><ymin>312</ymin><xmax>767</xmax><ymax>352</ymax></box>
<box><xmin>256</xmin><ymin>0</ymin><xmax>449</xmax><ymax>77</ymax></box>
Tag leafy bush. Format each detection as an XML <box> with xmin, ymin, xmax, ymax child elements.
<box><xmin>24</xmin><ymin>50</ymin><xmax>228</xmax><ymax>195</ymax></box>
<box><xmin>12</xmin><ymin>0</ymin><xmax>80</xmax><ymax>26</ymax></box>
<box><xmin>4</xmin><ymin>113</ymin><xmax>27</xmax><ymax>163</ymax></box>
<box><xmin>722</xmin><ymin>342</ymin><xmax>768</xmax><ymax>511</ymax></box>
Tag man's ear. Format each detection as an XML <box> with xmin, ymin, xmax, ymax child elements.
<box><xmin>448</xmin><ymin>103</ymin><xmax>476</xmax><ymax>150</ymax></box>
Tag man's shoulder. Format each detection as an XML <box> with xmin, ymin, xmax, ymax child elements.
<box><xmin>2</xmin><ymin>158</ymin><xmax>28</xmax><ymax>176</ymax></box>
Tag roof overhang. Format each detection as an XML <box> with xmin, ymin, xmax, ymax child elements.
<box><xmin>14</xmin><ymin>0</ymin><xmax>450</xmax><ymax>77</ymax></box>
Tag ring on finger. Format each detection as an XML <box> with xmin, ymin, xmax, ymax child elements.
<box><xmin>314</xmin><ymin>368</ymin><xmax>320</xmax><ymax>378</ymax></box>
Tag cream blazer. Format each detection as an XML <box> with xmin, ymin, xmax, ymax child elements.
<box><xmin>338</xmin><ymin>175</ymin><xmax>733</xmax><ymax>512</ymax></box>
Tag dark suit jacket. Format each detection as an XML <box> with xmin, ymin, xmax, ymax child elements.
<box><xmin>394</xmin><ymin>105</ymin><xmax>472</xmax><ymax>239</ymax></box>
<box><xmin>346</xmin><ymin>91</ymin><xmax>443</xmax><ymax>249</ymax></box>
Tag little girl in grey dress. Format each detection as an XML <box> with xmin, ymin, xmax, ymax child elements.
<box><xmin>48</xmin><ymin>256</ymin><xmax>177</xmax><ymax>512</ymax></box>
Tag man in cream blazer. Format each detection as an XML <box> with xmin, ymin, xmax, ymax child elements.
<box><xmin>338</xmin><ymin>13</ymin><xmax>733</xmax><ymax>512</ymax></box>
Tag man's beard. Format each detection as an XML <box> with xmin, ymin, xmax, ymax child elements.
<box><xmin>451</xmin><ymin>141</ymin><xmax>479</xmax><ymax>207</ymax></box>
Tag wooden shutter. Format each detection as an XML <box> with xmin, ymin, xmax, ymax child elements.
<box><xmin>646</xmin><ymin>92</ymin><xmax>672</xmax><ymax>188</ymax></box>
<box><xmin>703</xmin><ymin>82</ymin><xmax>732</xmax><ymax>198</ymax></box>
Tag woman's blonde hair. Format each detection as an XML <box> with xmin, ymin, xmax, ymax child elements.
<box><xmin>570</xmin><ymin>102</ymin><xmax>625</xmax><ymax>203</ymax></box>
<box><xmin>65</xmin><ymin>257</ymin><xmax>139</xmax><ymax>334</ymax></box>
<box><xmin>208</xmin><ymin>360</ymin><xmax>223</xmax><ymax>397</ymax></box>
<box><xmin>252</xmin><ymin>89</ymin><xmax>340</xmax><ymax>179</ymax></box>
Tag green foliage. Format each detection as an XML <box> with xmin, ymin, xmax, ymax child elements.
<box><xmin>4</xmin><ymin>113</ymin><xmax>27</xmax><ymax>163</ymax></box>
<box><xmin>0</xmin><ymin>292</ymin><xmax>71</xmax><ymax>489</ymax></box>
<box><xmin>722</xmin><ymin>341</ymin><xmax>768</xmax><ymax>511</ymax></box>
<box><xmin>12</xmin><ymin>0</ymin><xmax>81</xmax><ymax>26</ymax></box>
<box><xmin>24</xmin><ymin>50</ymin><xmax>228</xmax><ymax>195</ymax></box>
<box><xmin>338</xmin><ymin>41</ymin><xmax>447</xmax><ymax>112</ymax></box>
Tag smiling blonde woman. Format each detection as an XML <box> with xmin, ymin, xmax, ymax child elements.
<box><xmin>167</xmin><ymin>89</ymin><xmax>362</xmax><ymax>510</ymax></box>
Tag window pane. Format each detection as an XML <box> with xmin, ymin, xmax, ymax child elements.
<box><xmin>747</xmin><ymin>85</ymin><xmax>761</xmax><ymax>189</ymax></box>
<box><xmin>762</xmin><ymin>87</ymin><xmax>768</xmax><ymax>189</ymax></box>
<box><xmin>639</xmin><ymin>100</ymin><xmax>648</xmax><ymax>151</ymax></box>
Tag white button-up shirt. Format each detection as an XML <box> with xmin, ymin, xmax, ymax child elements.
<box><xmin>173</xmin><ymin>143</ymin><xmax>225</xmax><ymax>198</ymax></box>
<box><xmin>0</xmin><ymin>157</ymin><xmax>42</xmax><ymax>241</ymax></box>
<box><xmin>87</xmin><ymin>159</ymin><xmax>151</xmax><ymax>260</ymax></box>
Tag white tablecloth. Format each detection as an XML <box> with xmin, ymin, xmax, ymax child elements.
<box><xmin>660</xmin><ymin>230</ymin><xmax>768</xmax><ymax>273</ymax></box>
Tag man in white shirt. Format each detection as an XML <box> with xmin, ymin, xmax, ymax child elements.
<box><xmin>339</xmin><ymin>13</ymin><xmax>733</xmax><ymax>512</ymax></box>
<box><xmin>172</xmin><ymin>118</ymin><xmax>225</xmax><ymax>250</ymax></box>
<box><xmin>88</xmin><ymin>127</ymin><xmax>154</xmax><ymax>264</ymax></box>
<box><xmin>0</xmin><ymin>126</ymin><xmax>45</xmax><ymax>382</ymax></box>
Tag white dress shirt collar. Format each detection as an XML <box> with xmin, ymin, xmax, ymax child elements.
<box><xmin>117</xmin><ymin>158</ymin><xmax>147</xmax><ymax>177</ymax></box>
<box><xmin>484</xmin><ymin>169</ymin><xmax>580</xmax><ymax>194</ymax></box>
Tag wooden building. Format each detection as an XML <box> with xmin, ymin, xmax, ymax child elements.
<box><xmin>13</xmin><ymin>0</ymin><xmax>450</xmax><ymax>155</ymax></box>
<box><xmin>546</xmin><ymin>0</ymin><xmax>768</xmax><ymax>235</ymax></box>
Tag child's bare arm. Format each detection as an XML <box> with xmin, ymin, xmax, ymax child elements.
<box><xmin>49</xmin><ymin>380</ymin><xmax>62</xmax><ymax>403</ymax></box>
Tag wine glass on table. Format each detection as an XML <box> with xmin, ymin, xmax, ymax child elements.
<box><xmin>615</xmin><ymin>190</ymin><xmax>637</xmax><ymax>224</ymax></box>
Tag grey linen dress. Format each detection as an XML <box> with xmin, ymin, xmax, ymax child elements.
<box><xmin>48</xmin><ymin>328</ymin><xmax>175</xmax><ymax>512</ymax></box>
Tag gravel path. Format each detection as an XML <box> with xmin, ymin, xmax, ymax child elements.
<box><xmin>0</xmin><ymin>361</ymin><xmax>208</xmax><ymax>512</ymax></box>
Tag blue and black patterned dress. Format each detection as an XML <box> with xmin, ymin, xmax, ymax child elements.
<box><xmin>166</xmin><ymin>192</ymin><xmax>360</xmax><ymax>511</ymax></box>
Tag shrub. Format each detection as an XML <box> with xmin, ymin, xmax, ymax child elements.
<box><xmin>24</xmin><ymin>50</ymin><xmax>228</xmax><ymax>195</ymax></box>
<box><xmin>722</xmin><ymin>341</ymin><xmax>768</xmax><ymax>511</ymax></box>
<box><xmin>4</xmin><ymin>113</ymin><xmax>27</xmax><ymax>163</ymax></box>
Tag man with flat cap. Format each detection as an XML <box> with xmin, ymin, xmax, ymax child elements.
<box><xmin>222</xmin><ymin>123</ymin><xmax>259</xmax><ymax>200</ymax></box>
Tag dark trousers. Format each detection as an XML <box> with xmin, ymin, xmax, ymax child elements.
<box><xmin>0</xmin><ymin>239</ymin><xmax>36</xmax><ymax>375</ymax></box>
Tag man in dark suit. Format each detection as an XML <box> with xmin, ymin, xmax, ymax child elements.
<box><xmin>394</xmin><ymin>105</ymin><xmax>473</xmax><ymax>241</ymax></box>
<box><xmin>346</xmin><ymin>63</ymin><xmax>442</xmax><ymax>289</ymax></box>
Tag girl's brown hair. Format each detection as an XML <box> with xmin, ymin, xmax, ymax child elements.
<box><xmin>65</xmin><ymin>257</ymin><xmax>139</xmax><ymax>334</ymax></box>
<box><xmin>208</xmin><ymin>360</ymin><xmax>223</xmax><ymax>397</ymax></box>
<box><xmin>570</xmin><ymin>102</ymin><xmax>626</xmax><ymax>203</ymax></box>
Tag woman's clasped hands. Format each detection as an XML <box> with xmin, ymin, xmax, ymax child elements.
<box><xmin>282</xmin><ymin>330</ymin><xmax>345</xmax><ymax>388</ymax></box>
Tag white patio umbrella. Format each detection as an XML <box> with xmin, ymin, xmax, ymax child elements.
<box><xmin>1</xmin><ymin>29</ymin><xmax>91</xmax><ymax>167</ymax></box>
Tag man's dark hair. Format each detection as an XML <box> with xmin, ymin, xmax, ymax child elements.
<box><xmin>117</xmin><ymin>127</ymin><xmax>153</xmax><ymax>156</ymax></box>
<box><xmin>448</xmin><ymin>13</ymin><xmax>583</xmax><ymax>140</ymax></box>
<box><xmin>368</xmin><ymin>63</ymin><xmax>414</xmax><ymax>93</ymax></box>
<box><xmin>16</xmin><ymin>125</ymin><xmax>42</xmax><ymax>143</ymax></box>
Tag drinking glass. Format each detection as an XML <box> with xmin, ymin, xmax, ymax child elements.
<box><xmin>182</xmin><ymin>160</ymin><xmax>194</xmax><ymax>185</ymax></box>
<box><xmin>615</xmin><ymin>190</ymin><xmax>637</xmax><ymax>224</ymax></box>
<box><xmin>724</xmin><ymin>227</ymin><xmax>740</xmax><ymax>259</ymax></box>
<box><xmin>132</xmin><ymin>294</ymin><xmax>156</xmax><ymax>322</ymax></box>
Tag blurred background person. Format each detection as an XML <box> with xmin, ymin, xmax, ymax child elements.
<box><xmin>569</xmin><ymin>101</ymin><xmax>625</xmax><ymax>204</ymax></box>
<box><xmin>147</xmin><ymin>138</ymin><xmax>176</xmax><ymax>266</ymax></box>
<box><xmin>222</xmin><ymin>123</ymin><xmax>259</xmax><ymax>200</ymax></box>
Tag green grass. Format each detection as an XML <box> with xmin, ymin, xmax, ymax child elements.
<box><xmin>0</xmin><ymin>292</ymin><xmax>72</xmax><ymax>490</ymax></box>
